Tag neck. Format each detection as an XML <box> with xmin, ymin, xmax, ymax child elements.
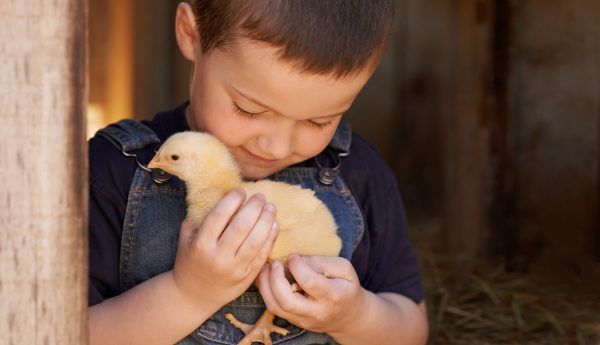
<box><xmin>185</xmin><ymin>105</ymin><xmax>197</xmax><ymax>131</ymax></box>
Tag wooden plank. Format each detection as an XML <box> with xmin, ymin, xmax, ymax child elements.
<box><xmin>509</xmin><ymin>0</ymin><xmax>600</xmax><ymax>274</ymax></box>
<box><xmin>487</xmin><ymin>0</ymin><xmax>518</xmax><ymax>262</ymax></box>
<box><xmin>439</xmin><ymin>1</ymin><xmax>494</xmax><ymax>256</ymax></box>
<box><xmin>349</xmin><ymin>0</ymin><xmax>495</xmax><ymax>256</ymax></box>
<box><xmin>0</xmin><ymin>0</ymin><xmax>88</xmax><ymax>343</ymax></box>
<box><xmin>313</xmin><ymin>1</ymin><xmax>449</xmax><ymax>236</ymax></box>
<box><xmin>132</xmin><ymin>0</ymin><xmax>189</xmax><ymax>119</ymax></box>
<box><xmin>90</xmin><ymin>0</ymin><xmax>133</xmax><ymax>123</ymax></box>
<box><xmin>388</xmin><ymin>0</ymin><xmax>494</xmax><ymax>255</ymax></box>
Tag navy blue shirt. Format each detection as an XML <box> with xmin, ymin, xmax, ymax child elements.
<box><xmin>88</xmin><ymin>102</ymin><xmax>424</xmax><ymax>306</ymax></box>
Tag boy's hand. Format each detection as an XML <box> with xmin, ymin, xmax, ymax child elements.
<box><xmin>172</xmin><ymin>189</ymin><xmax>279</xmax><ymax>310</ymax></box>
<box><xmin>256</xmin><ymin>254</ymin><xmax>368</xmax><ymax>334</ymax></box>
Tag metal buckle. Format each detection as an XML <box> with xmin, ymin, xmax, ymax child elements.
<box><xmin>314</xmin><ymin>150</ymin><xmax>349</xmax><ymax>185</ymax></box>
<box><xmin>97</xmin><ymin>132</ymin><xmax>172</xmax><ymax>185</ymax></box>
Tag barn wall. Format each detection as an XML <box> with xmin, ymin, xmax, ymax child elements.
<box><xmin>508</xmin><ymin>0</ymin><xmax>600</xmax><ymax>273</ymax></box>
<box><xmin>350</xmin><ymin>0</ymin><xmax>600</xmax><ymax>275</ymax></box>
<box><xmin>87</xmin><ymin>0</ymin><xmax>600</xmax><ymax>276</ymax></box>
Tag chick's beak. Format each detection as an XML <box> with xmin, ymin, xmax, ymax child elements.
<box><xmin>147</xmin><ymin>152</ymin><xmax>170</xmax><ymax>171</ymax></box>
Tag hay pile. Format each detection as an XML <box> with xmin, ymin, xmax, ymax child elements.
<box><xmin>417</xmin><ymin>245</ymin><xmax>600</xmax><ymax>344</ymax></box>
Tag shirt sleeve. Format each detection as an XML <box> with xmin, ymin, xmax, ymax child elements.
<box><xmin>346</xmin><ymin>135</ymin><xmax>424</xmax><ymax>303</ymax></box>
<box><xmin>88</xmin><ymin>136</ymin><xmax>135</xmax><ymax>306</ymax></box>
<box><xmin>365</xmin><ymin>173</ymin><xmax>424</xmax><ymax>302</ymax></box>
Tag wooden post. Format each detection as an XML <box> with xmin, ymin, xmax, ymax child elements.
<box><xmin>0</xmin><ymin>1</ymin><xmax>88</xmax><ymax>344</ymax></box>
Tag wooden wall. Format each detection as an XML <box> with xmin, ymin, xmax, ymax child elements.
<box><xmin>131</xmin><ymin>0</ymin><xmax>189</xmax><ymax>119</ymax></box>
<box><xmin>508</xmin><ymin>0</ymin><xmax>599</xmax><ymax>274</ymax></box>
<box><xmin>348</xmin><ymin>0</ymin><xmax>600</xmax><ymax>276</ymax></box>
<box><xmin>89</xmin><ymin>0</ymin><xmax>188</xmax><ymax>125</ymax></box>
<box><xmin>89</xmin><ymin>0</ymin><xmax>133</xmax><ymax>125</ymax></box>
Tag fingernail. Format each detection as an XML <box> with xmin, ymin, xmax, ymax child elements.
<box><xmin>271</xmin><ymin>221</ymin><xmax>279</xmax><ymax>231</ymax></box>
<box><xmin>253</xmin><ymin>193</ymin><xmax>266</xmax><ymax>202</ymax></box>
<box><xmin>265</xmin><ymin>203</ymin><xmax>276</xmax><ymax>214</ymax></box>
<box><xmin>233</xmin><ymin>188</ymin><xmax>246</xmax><ymax>197</ymax></box>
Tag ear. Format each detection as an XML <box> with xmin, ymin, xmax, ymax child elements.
<box><xmin>175</xmin><ymin>2</ymin><xmax>200</xmax><ymax>62</ymax></box>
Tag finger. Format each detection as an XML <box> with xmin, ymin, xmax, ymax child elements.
<box><xmin>256</xmin><ymin>265</ymin><xmax>290</xmax><ymax>318</ymax></box>
<box><xmin>198</xmin><ymin>188</ymin><xmax>246</xmax><ymax>242</ymax></box>
<box><xmin>246</xmin><ymin>220</ymin><xmax>279</xmax><ymax>275</ymax></box>
<box><xmin>269</xmin><ymin>260</ymin><xmax>317</xmax><ymax>316</ymax></box>
<box><xmin>287</xmin><ymin>255</ymin><xmax>335</xmax><ymax>299</ymax></box>
<box><xmin>218</xmin><ymin>193</ymin><xmax>266</xmax><ymax>253</ymax></box>
<box><xmin>235</xmin><ymin>202</ymin><xmax>277</xmax><ymax>261</ymax></box>
<box><xmin>294</xmin><ymin>255</ymin><xmax>356</xmax><ymax>281</ymax></box>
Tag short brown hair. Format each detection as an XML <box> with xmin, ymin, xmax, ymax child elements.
<box><xmin>189</xmin><ymin>0</ymin><xmax>396</xmax><ymax>78</ymax></box>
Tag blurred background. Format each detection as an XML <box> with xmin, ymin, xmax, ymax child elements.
<box><xmin>88</xmin><ymin>1</ymin><xmax>600</xmax><ymax>342</ymax></box>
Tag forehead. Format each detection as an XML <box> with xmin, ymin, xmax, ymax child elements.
<box><xmin>201</xmin><ymin>38</ymin><xmax>374</xmax><ymax>119</ymax></box>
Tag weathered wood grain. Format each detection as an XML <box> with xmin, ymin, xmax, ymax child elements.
<box><xmin>353</xmin><ymin>0</ymin><xmax>600</xmax><ymax>276</ymax></box>
<box><xmin>382</xmin><ymin>0</ymin><xmax>495</xmax><ymax>256</ymax></box>
<box><xmin>0</xmin><ymin>1</ymin><xmax>88</xmax><ymax>344</ymax></box>
<box><xmin>509</xmin><ymin>0</ymin><xmax>600</xmax><ymax>274</ymax></box>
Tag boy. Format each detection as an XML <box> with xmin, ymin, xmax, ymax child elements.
<box><xmin>88</xmin><ymin>1</ymin><xmax>429</xmax><ymax>344</ymax></box>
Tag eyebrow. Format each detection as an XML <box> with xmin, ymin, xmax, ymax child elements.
<box><xmin>230</xmin><ymin>84</ymin><xmax>348</xmax><ymax>119</ymax></box>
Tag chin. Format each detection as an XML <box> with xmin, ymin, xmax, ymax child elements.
<box><xmin>239</xmin><ymin>168</ymin><xmax>269</xmax><ymax>181</ymax></box>
<box><xmin>239</xmin><ymin>166</ymin><xmax>279</xmax><ymax>181</ymax></box>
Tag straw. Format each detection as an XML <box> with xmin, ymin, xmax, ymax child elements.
<box><xmin>414</xmin><ymin>237</ymin><xmax>600</xmax><ymax>345</ymax></box>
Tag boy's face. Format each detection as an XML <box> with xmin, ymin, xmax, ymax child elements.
<box><xmin>179</xmin><ymin>15</ymin><xmax>373</xmax><ymax>180</ymax></box>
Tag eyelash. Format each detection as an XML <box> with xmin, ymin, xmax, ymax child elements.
<box><xmin>307</xmin><ymin>119</ymin><xmax>334</xmax><ymax>129</ymax></box>
<box><xmin>232</xmin><ymin>102</ymin><xmax>336</xmax><ymax>130</ymax></box>
<box><xmin>232</xmin><ymin>102</ymin><xmax>259</xmax><ymax>119</ymax></box>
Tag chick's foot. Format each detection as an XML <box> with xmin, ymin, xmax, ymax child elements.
<box><xmin>225</xmin><ymin>310</ymin><xmax>289</xmax><ymax>345</ymax></box>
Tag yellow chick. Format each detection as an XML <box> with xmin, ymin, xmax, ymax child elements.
<box><xmin>148</xmin><ymin>131</ymin><xmax>342</xmax><ymax>345</ymax></box>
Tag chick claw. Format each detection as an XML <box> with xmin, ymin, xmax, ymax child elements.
<box><xmin>226</xmin><ymin>311</ymin><xmax>289</xmax><ymax>345</ymax></box>
<box><xmin>291</xmin><ymin>283</ymin><xmax>300</xmax><ymax>293</ymax></box>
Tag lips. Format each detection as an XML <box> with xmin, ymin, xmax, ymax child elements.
<box><xmin>240</xmin><ymin>147</ymin><xmax>278</xmax><ymax>164</ymax></box>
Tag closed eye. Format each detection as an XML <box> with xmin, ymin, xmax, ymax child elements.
<box><xmin>307</xmin><ymin>119</ymin><xmax>335</xmax><ymax>129</ymax></box>
<box><xmin>307</xmin><ymin>113</ymin><xmax>342</xmax><ymax>130</ymax></box>
<box><xmin>232</xmin><ymin>102</ymin><xmax>261</xmax><ymax>118</ymax></box>
<box><xmin>234</xmin><ymin>100</ymin><xmax>338</xmax><ymax>130</ymax></box>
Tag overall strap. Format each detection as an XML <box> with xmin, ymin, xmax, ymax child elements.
<box><xmin>96</xmin><ymin>119</ymin><xmax>160</xmax><ymax>152</ymax></box>
<box><xmin>96</xmin><ymin>119</ymin><xmax>172</xmax><ymax>184</ymax></box>
<box><xmin>328</xmin><ymin>121</ymin><xmax>352</xmax><ymax>153</ymax></box>
<box><xmin>315</xmin><ymin>121</ymin><xmax>353</xmax><ymax>185</ymax></box>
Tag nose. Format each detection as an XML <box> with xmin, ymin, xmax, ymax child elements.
<box><xmin>256</xmin><ymin>126</ymin><xmax>295</xmax><ymax>159</ymax></box>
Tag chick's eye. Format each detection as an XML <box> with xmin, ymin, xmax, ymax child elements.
<box><xmin>171</xmin><ymin>154</ymin><xmax>179</xmax><ymax>161</ymax></box>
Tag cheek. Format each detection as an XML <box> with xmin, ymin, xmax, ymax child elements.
<box><xmin>204</xmin><ymin>113</ymin><xmax>256</xmax><ymax>148</ymax></box>
<box><xmin>294</xmin><ymin>127</ymin><xmax>337</xmax><ymax>158</ymax></box>
<box><xmin>190</xmin><ymin>89</ymin><xmax>251</xmax><ymax>145</ymax></box>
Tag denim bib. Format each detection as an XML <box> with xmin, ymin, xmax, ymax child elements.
<box><xmin>98</xmin><ymin>120</ymin><xmax>364</xmax><ymax>345</ymax></box>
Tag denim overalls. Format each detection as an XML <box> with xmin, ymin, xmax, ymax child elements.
<box><xmin>98</xmin><ymin>120</ymin><xmax>365</xmax><ymax>345</ymax></box>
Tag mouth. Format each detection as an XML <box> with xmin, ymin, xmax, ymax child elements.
<box><xmin>240</xmin><ymin>147</ymin><xmax>278</xmax><ymax>164</ymax></box>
